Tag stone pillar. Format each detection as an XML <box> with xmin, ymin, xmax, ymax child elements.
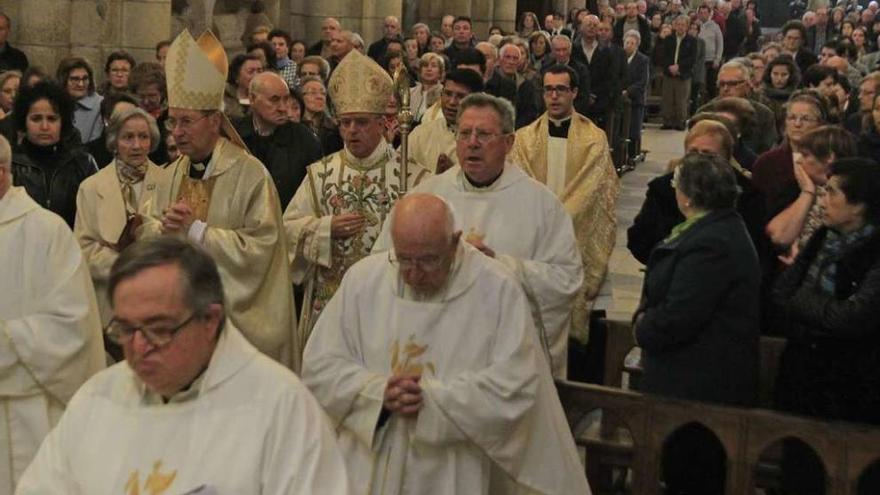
<box><xmin>0</xmin><ymin>0</ymin><xmax>170</xmax><ymax>84</ymax></box>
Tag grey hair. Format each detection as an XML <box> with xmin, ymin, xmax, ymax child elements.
<box><xmin>551</xmin><ymin>34</ymin><xmax>572</xmax><ymax>46</ymax></box>
<box><xmin>674</xmin><ymin>14</ymin><xmax>690</xmax><ymax>25</ymax></box>
<box><xmin>458</xmin><ymin>93</ymin><xmax>516</xmax><ymax>134</ymax></box>
<box><xmin>105</xmin><ymin>107</ymin><xmax>161</xmax><ymax>154</ymax></box>
<box><xmin>624</xmin><ymin>29</ymin><xmax>642</xmax><ymax>44</ymax></box>
<box><xmin>675</xmin><ymin>152</ymin><xmax>741</xmax><ymax>210</ymax></box>
<box><xmin>499</xmin><ymin>43</ymin><xmax>521</xmax><ymax>58</ymax></box>
<box><xmin>720</xmin><ymin>59</ymin><xmax>751</xmax><ymax>80</ymax></box>
<box><xmin>419</xmin><ymin>52</ymin><xmax>446</xmax><ymax>72</ymax></box>
<box><xmin>0</xmin><ymin>134</ymin><xmax>10</xmax><ymax>170</ymax></box>
<box><xmin>108</xmin><ymin>237</ymin><xmax>225</xmax><ymax>316</ymax></box>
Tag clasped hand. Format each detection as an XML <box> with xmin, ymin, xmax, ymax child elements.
<box><xmin>383</xmin><ymin>374</ymin><xmax>422</xmax><ymax>416</ymax></box>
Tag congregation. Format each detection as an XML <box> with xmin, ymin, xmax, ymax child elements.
<box><xmin>2</xmin><ymin>0</ymin><xmax>880</xmax><ymax>492</ymax></box>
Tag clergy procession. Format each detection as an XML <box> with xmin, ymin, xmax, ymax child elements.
<box><xmin>5</xmin><ymin>0</ymin><xmax>880</xmax><ymax>492</ymax></box>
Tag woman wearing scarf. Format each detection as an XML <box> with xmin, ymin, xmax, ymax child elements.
<box><xmin>73</xmin><ymin>107</ymin><xmax>164</xmax><ymax>333</ymax></box>
<box><xmin>773</xmin><ymin>158</ymin><xmax>880</xmax><ymax>493</ymax></box>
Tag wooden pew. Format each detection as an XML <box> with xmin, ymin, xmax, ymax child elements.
<box><xmin>562</xmin><ymin>319</ymin><xmax>880</xmax><ymax>494</ymax></box>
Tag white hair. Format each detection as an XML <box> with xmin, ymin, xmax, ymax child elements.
<box><xmin>624</xmin><ymin>29</ymin><xmax>642</xmax><ymax>44</ymax></box>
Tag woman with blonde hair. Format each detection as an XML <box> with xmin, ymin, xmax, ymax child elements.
<box><xmin>410</xmin><ymin>52</ymin><xmax>445</xmax><ymax>122</ymax></box>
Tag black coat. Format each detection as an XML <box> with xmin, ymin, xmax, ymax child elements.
<box><xmin>658</xmin><ymin>34</ymin><xmax>697</xmax><ymax>79</ymax></box>
<box><xmin>627</xmin><ymin>171</ymin><xmax>767</xmax><ymax>266</ymax></box>
<box><xmin>859</xmin><ymin>129</ymin><xmax>880</xmax><ymax>161</ymax></box>
<box><xmin>634</xmin><ymin>208</ymin><xmax>761</xmax><ymax>406</ymax></box>
<box><xmin>613</xmin><ymin>16</ymin><xmax>652</xmax><ymax>54</ymax></box>
<box><xmin>0</xmin><ymin>43</ymin><xmax>28</xmax><ymax>73</ymax></box>
<box><xmin>625</xmin><ymin>51</ymin><xmax>650</xmax><ymax>107</ymax></box>
<box><xmin>11</xmin><ymin>141</ymin><xmax>97</xmax><ymax>228</ymax></box>
<box><xmin>773</xmin><ymin>226</ymin><xmax>880</xmax><ymax>425</ymax></box>
<box><xmin>235</xmin><ymin>118</ymin><xmax>324</xmax><ymax>209</ymax></box>
<box><xmin>571</xmin><ymin>39</ymin><xmax>623</xmax><ymax>121</ymax></box>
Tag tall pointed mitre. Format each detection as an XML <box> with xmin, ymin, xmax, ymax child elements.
<box><xmin>165</xmin><ymin>29</ymin><xmax>247</xmax><ymax>150</ymax></box>
<box><xmin>328</xmin><ymin>49</ymin><xmax>393</xmax><ymax>115</ymax></box>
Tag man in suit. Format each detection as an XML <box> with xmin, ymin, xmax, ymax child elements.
<box><xmin>614</xmin><ymin>2</ymin><xmax>652</xmax><ymax>54</ymax></box>
<box><xmin>623</xmin><ymin>30</ymin><xmax>650</xmax><ymax>160</ymax></box>
<box><xmin>572</xmin><ymin>15</ymin><xmax>621</xmax><ymax>128</ymax></box>
<box><xmin>781</xmin><ymin>20</ymin><xmax>818</xmax><ymax>74</ymax></box>
<box><xmin>659</xmin><ymin>15</ymin><xmax>697</xmax><ymax>130</ymax></box>
<box><xmin>498</xmin><ymin>43</ymin><xmax>541</xmax><ymax>128</ymax></box>
<box><xmin>546</xmin><ymin>12</ymin><xmax>573</xmax><ymax>39</ymax></box>
<box><xmin>806</xmin><ymin>6</ymin><xmax>834</xmax><ymax>54</ymax></box>
<box><xmin>307</xmin><ymin>17</ymin><xmax>341</xmax><ymax>59</ymax></box>
<box><xmin>367</xmin><ymin>16</ymin><xmax>401</xmax><ymax>62</ymax></box>
<box><xmin>550</xmin><ymin>34</ymin><xmax>592</xmax><ymax>118</ymax></box>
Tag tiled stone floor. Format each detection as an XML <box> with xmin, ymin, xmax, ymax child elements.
<box><xmin>594</xmin><ymin>125</ymin><xmax>686</xmax><ymax>322</ymax></box>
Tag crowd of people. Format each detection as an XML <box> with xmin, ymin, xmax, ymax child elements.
<box><xmin>1</xmin><ymin>0</ymin><xmax>880</xmax><ymax>492</ymax></box>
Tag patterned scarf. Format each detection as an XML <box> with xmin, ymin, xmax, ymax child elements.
<box><xmin>806</xmin><ymin>224</ymin><xmax>877</xmax><ymax>295</ymax></box>
<box><xmin>115</xmin><ymin>158</ymin><xmax>147</xmax><ymax>215</ymax></box>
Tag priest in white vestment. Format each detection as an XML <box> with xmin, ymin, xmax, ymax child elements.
<box><xmin>0</xmin><ymin>135</ymin><xmax>105</xmax><ymax>491</ymax></box>
<box><xmin>17</xmin><ymin>237</ymin><xmax>349</xmax><ymax>495</ymax></box>
<box><xmin>303</xmin><ymin>193</ymin><xmax>590</xmax><ymax>495</ymax></box>
<box><xmin>283</xmin><ymin>49</ymin><xmax>428</xmax><ymax>357</ymax></box>
<box><xmin>137</xmin><ymin>30</ymin><xmax>297</xmax><ymax>370</ymax></box>
<box><xmin>375</xmin><ymin>93</ymin><xmax>583</xmax><ymax>378</ymax></box>
<box><xmin>407</xmin><ymin>69</ymin><xmax>483</xmax><ymax>173</ymax></box>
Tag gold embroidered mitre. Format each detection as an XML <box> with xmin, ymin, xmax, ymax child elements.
<box><xmin>166</xmin><ymin>29</ymin><xmax>227</xmax><ymax>111</ymax></box>
<box><xmin>328</xmin><ymin>50</ymin><xmax>393</xmax><ymax>115</ymax></box>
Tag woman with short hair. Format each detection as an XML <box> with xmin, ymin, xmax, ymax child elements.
<box><xmin>410</xmin><ymin>52</ymin><xmax>445</xmax><ymax>122</ymax></box>
<box><xmin>774</xmin><ymin>157</ymin><xmax>880</xmax><ymax>426</ymax></box>
<box><xmin>57</xmin><ymin>56</ymin><xmax>104</xmax><ymax>143</ymax></box>
<box><xmin>74</xmin><ymin>107</ymin><xmax>164</xmax><ymax>328</ymax></box>
<box><xmin>766</xmin><ymin>126</ymin><xmax>859</xmax><ymax>254</ymax></box>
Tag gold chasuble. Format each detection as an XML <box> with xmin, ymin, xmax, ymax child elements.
<box><xmin>139</xmin><ymin>139</ymin><xmax>297</xmax><ymax>368</ymax></box>
<box><xmin>511</xmin><ymin>113</ymin><xmax>620</xmax><ymax>343</ymax></box>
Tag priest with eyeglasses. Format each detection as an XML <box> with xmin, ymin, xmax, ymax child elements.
<box><xmin>17</xmin><ymin>237</ymin><xmax>349</xmax><ymax>494</ymax></box>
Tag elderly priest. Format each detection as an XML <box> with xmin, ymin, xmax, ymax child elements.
<box><xmin>137</xmin><ymin>30</ymin><xmax>297</xmax><ymax>370</ymax></box>
<box><xmin>17</xmin><ymin>237</ymin><xmax>349</xmax><ymax>494</ymax></box>
<box><xmin>302</xmin><ymin>193</ymin><xmax>590</xmax><ymax>495</ymax></box>
<box><xmin>375</xmin><ymin>93</ymin><xmax>583</xmax><ymax>378</ymax></box>
<box><xmin>0</xmin><ymin>135</ymin><xmax>105</xmax><ymax>491</ymax></box>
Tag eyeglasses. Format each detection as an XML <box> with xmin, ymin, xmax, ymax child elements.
<box><xmin>543</xmin><ymin>85</ymin><xmax>572</xmax><ymax>94</ymax></box>
<box><xmin>68</xmin><ymin>76</ymin><xmax>90</xmax><ymax>84</ymax></box>
<box><xmin>455</xmin><ymin>128</ymin><xmax>508</xmax><ymax>145</ymax></box>
<box><xmin>165</xmin><ymin>113</ymin><xmax>211</xmax><ymax>132</ymax></box>
<box><xmin>105</xmin><ymin>313</ymin><xmax>198</xmax><ymax>347</ymax></box>
<box><xmin>786</xmin><ymin>114</ymin><xmax>820</xmax><ymax>124</ymax></box>
<box><xmin>717</xmin><ymin>79</ymin><xmax>746</xmax><ymax>88</ymax></box>
<box><xmin>110</xmin><ymin>68</ymin><xmax>131</xmax><ymax>74</ymax></box>
<box><xmin>302</xmin><ymin>89</ymin><xmax>326</xmax><ymax>96</ymax></box>
<box><xmin>388</xmin><ymin>251</ymin><xmax>447</xmax><ymax>272</ymax></box>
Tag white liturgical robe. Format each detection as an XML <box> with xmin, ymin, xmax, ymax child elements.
<box><xmin>374</xmin><ymin>164</ymin><xmax>583</xmax><ymax>378</ymax></box>
<box><xmin>0</xmin><ymin>187</ymin><xmax>105</xmax><ymax>491</ymax></box>
<box><xmin>17</xmin><ymin>323</ymin><xmax>350</xmax><ymax>495</ymax></box>
<box><xmin>302</xmin><ymin>244</ymin><xmax>590</xmax><ymax>495</ymax></box>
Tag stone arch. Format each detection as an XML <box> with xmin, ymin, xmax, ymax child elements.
<box><xmin>752</xmin><ymin>436</ymin><xmax>827</xmax><ymax>495</ymax></box>
<box><xmin>660</xmin><ymin>421</ymin><xmax>728</xmax><ymax>494</ymax></box>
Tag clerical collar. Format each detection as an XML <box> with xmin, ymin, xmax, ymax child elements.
<box><xmin>189</xmin><ymin>152</ymin><xmax>213</xmax><ymax>179</ymax></box>
<box><xmin>463</xmin><ymin>169</ymin><xmax>503</xmax><ymax>189</ymax></box>
<box><xmin>342</xmin><ymin>140</ymin><xmax>392</xmax><ymax>172</ymax></box>
<box><xmin>548</xmin><ymin>116</ymin><xmax>572</xmax><ymax>138</ymax></box>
